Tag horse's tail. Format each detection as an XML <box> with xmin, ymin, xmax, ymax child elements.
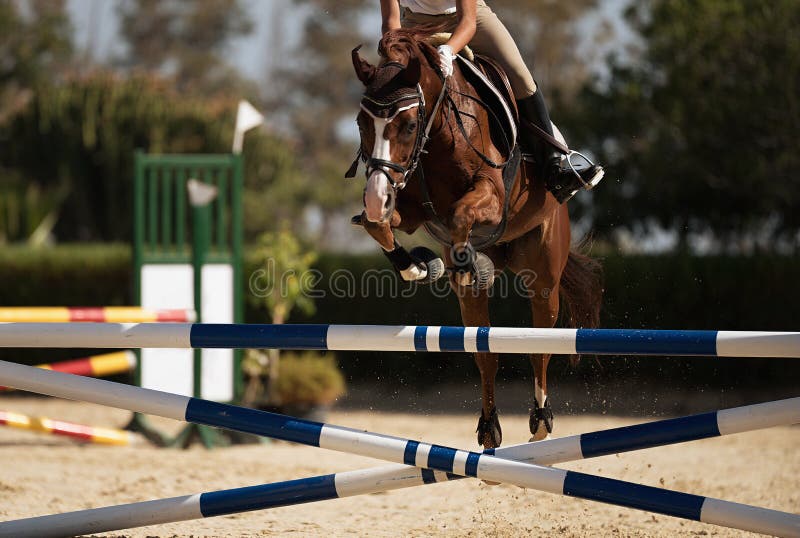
<box><xmin>559</xmin><ymin>244</ymin><xmax>603</xmax><ymax>362</ymax></box>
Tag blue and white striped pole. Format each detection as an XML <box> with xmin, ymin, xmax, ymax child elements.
<box><xmin>0</xmin><ymin>361</ymin><xmax>797</xmax><ymax>537</ymax></box>
<box><xmin>0</xmin><ymin>323</ymin><xmax>799</xmax><ymax>357</ymax></box>
<box><xmin>1</xmin><ymin>397</ymin><xmax>798</xmax><ymax>537</ymax></box>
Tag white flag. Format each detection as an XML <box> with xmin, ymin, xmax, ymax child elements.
<box><xmin>187</xmin><ymin>178</ymin><xmax>219</xmax><ymax>207</ymax></box>
<box><xmin>232</xmin><ymin>100</ymin><xmax>264</xmax><ymax>154</ymax></box>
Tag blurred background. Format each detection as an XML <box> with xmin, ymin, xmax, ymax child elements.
<box><xmin>0</xmin><ymin>0</ymin><xmax>798</xmax><ymax>415</ymax></box>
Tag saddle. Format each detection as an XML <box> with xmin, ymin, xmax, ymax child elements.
<box><xmin>458</xmin><ymin>54</ymin><xmax>519</xmax><ymax>147</ymax></box>
<box><xmin>420</xmin><ymin>54</ymin><xmax>522</xmax><ymax>250</ymax></box>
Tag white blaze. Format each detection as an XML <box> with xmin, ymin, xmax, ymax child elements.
<box><xmin>364</xmin><ymin>117</ymin><xmax>392</xmax><ymax>222</ymax></box>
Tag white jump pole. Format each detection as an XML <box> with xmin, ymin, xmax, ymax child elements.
<box><xmin>0</xmin><ymin>361</ymin><xmax>797</xmax><ymax>538</ymax></box>
<box><xmin>0</xmin><ymin>323</ymin><xmax>799</xmax><ymax>357</ymax></box>
<box><xmin>1</xmin><ymin>398</ymin><xmax>798</xmax><ymax>537</ymax></box>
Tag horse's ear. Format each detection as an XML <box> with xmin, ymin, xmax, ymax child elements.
<box><xmin>352</xmin><ymin>45</ymin><xmax>376</xmax><ymax>86</ymax></box>
<box><xmin>401</xmin><ymin>56</ymin><xmax>422</xmax><ymax>85</ymax></box>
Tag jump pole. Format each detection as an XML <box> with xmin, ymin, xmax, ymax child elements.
<box><xmin>1</xmin><ymin>397</ymin><xmax>798</xmax><ymax>537</ymax></box>
<box><xmin>0</xmin><ymin>351</ymin><xmax>136</xmax><ymax>391</ymax></box>
<box><xmin>0</xmin><ymin>410</ymin><xmax>135</xmax><ymax>446</ymax></box>
<box><xmin>0</xmin><ymin>361</ymin><xmax>797</xmax><ymax>537</ymax></box>
<box><xmin>0</xmin><ymin>308</ymin><xmax>195</xmax><ymax>323</ymax></box>
<box><xmin>0</xmin><ymin>323</ymin><xmax>799</xmax><ymax>357</ymax></box>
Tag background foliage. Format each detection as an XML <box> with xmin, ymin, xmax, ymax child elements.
<box><xmin>0</xmin><ymin>72</ymin><xmax>307</xmax><ymax>242</ymax></box>
<box><xmin>116</xmin><ymin>0</ymin><xmax>254</xmax><ymax>94</ymax></box>
<box><xmin>1</xmin><ymin>0</ymin><xmax>798</xmax><ymax>251</ymax></box>
<box><xmin>560</xmin><ymin>0</ymin><xmax>800</xmax><ymax>251</ymax></box>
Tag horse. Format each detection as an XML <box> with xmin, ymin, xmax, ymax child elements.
<box><xmin>349</xmin><ymin>28</ymin><xmax>602</xmax><ymax>448</ymax></box>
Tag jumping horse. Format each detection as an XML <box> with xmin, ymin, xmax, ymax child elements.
<box><xmin>349</xmin><ymin>28</ymin><xmax>602</xmax><ymax>448</ymax></box>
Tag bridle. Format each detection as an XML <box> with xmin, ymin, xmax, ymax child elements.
<box><xmin>346</xmin><ymin>62</ymin><xmax>448</xmax><ymax>193</ymax></box>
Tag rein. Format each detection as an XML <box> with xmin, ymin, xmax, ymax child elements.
<box><xmin>345</xmin><ymin>67</ymin><xmax>448</xmax><ymax>191</ymax></box>
<box><xmin>445</xmin><ymin>88</ymin><xmax>515</xmax><ymax>170</ymax></box>
<box><xmin>348</xmin><ymin>56</ymin><xmax>515</xmax><ymax>183</ymax></box>
<box><xmin>349</xmin><ymin>54</ymin><xmax>519</xmax><ymax>248</ymax></box>
<box><xmin>413</xmin><ymin>66</ymin><xmax>517</xmax><ymax>232</ymax></box>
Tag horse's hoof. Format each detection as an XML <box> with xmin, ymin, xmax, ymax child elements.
<box><xmin>476</xmin><ymin>406</ymin><xmax>502</xmax><ymax>448</ymax></box>
<box><xmin>450</xmin><ymin>253</ymin><xmax>495</xmax><ymax>289</ymax></box>
<box><xmin>454</xmin><ymin>270</ymin><xmax>473</xmax><ymax>287</ymax></box>
<box><xmin>529</xmin><ymin>431</ymin><xmax>551</xmax><ymax>442</ymax></box>
<box><xmin>409</xmin><ymin>247</ymin><xmax>446</xmax><ymax>283</ymax></box>
<box><xmin>529</xmin><ymin>398</ymin><xmax>554</xmax><ymax>440</ymax></box>
<box><xmin>472</xmin><ymin>252</ymin><xmax>495</xmax><ymax>289</ymax></box>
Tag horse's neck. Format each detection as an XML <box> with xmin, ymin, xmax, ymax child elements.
<box><xmin>428</xmin><ymin>70</ymin><xmax>487</xmax><ymax>175</ymax></box>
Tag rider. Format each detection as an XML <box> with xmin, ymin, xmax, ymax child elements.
<box><xmin>379</xmin><ymin>0</ymin><xmax>603</xmax><ymax>202</ymax></box>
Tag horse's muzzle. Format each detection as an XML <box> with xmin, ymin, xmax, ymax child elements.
<box><xmin>364</xmin><ymin>172</ymin><xmax>396</xmax><ymax>223</ymax></box>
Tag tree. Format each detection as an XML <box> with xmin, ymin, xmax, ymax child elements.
<box><xmin>0</xmin><ymin>71</ymin><xmax>305</xmax><ymax>242</ymax></box>
<box><xmin>265</xmin><ymin>0</ymin><xmax>374</xmax><ymax>242</ymax></box>
<box><xmin>0</xmin><ymin>0</ymin><xmax>73</xmax><ymax>243</ymax></box>
<box><xmin>0</xmin><ymin>0</ymin><xmax>72</xmax><ymax>122</ymax></box>
<box><xmin>491</xmin><ymin>0</ymin><xmax>602</xmax><ymax>101</ymax></box>
<box><xmin>561</xmin><ymin>0</ymin><xmax>800</xmax><ymax>252</ymax></box>
<box><xmin>116</xmin><ymin>0</ymin><xmax>254</xmax><ymax>94</ymax></box>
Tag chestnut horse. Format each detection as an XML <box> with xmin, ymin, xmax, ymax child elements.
<box><xmin>351</xmin><ymin>29</ymin><xmax>602</xmax><ymax>448</ymax></box>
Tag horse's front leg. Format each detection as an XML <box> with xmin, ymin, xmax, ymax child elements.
<box><xmin>360</xmin><ymin>211</ymin><xmax>444</xmax><ymax>283</ymax></box>
<box><xmin>448</xmin><ymin>177</ymin><xmax>502</xmax><ymax>287</ymax></box>
<box><xmin>450</xmin><ymin>272</ymin><xmax>501</xmax><ymax>449</ymax></box>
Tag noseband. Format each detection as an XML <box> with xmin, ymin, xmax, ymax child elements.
<box><xmin>360</xmin><ymin>87</ymin><xmax>423</xmax><ymax>190</ymax></box>
<box><xmin>346</xmin><ymin>62</ymin><xmax>448</xmax><ymax>193</ymax></box>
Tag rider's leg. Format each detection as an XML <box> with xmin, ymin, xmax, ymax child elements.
<box><xmin>517</xmin><ymin>92</ymin><xmax>604</xmax><ymax>202</ymax></box>
<box><xmin>469</xmin><ymin>1</ymin><xmax>603</xmax><ymax>202</ymax></box>
<box><xmin>469</xmin><ymin>1</ymin><xmax>537</xmax><ymax>98</ymax></box>
<box><xmin>515</xmin><ymin>89</ymin><xmax>563</xmax><ymax>172</ymax></box>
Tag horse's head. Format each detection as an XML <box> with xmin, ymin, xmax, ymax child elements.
<box><xmin>352</xmin><ymin>31</ymin><xmax>443</xmax><ymax>223</ymax></box>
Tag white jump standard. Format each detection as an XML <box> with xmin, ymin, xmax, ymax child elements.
<box><xmin>0</xmin><ymin>361</ymin><xmax>798</xmax><ymax>537</ymax></box>
<box><xmin>1</xmin><ymin>323</ymin><xmax>799</xmax><ymax>357</ymax></box>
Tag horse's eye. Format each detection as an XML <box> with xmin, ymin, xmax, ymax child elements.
<box><xmin>406</xmin><ymin>121</ymin><xmax>417</xmax><ymax>133</ymax></box>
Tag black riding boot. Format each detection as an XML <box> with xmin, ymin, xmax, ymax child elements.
<box><xmin>516</xmin><ymin>91</ymin><xmax>603</xmax><ymax>203</ymax></box>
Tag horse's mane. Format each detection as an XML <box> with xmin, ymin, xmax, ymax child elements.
<box><xmin>377</xmin><ymin>27</ymin><xmax>443</xmax><ymax>70</ymax></box>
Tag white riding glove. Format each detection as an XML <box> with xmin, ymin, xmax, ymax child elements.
<box><xmin>437</xmin><ymin>44</ymin><xmax>455</xmax><ymax>77</ymax></box>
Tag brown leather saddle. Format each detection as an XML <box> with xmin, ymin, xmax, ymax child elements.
<box><xmin>464</xmin><ymin>54</ymin><xmax>520</xmax><ymax>144</ymax></box>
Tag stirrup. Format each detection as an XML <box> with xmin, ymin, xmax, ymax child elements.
<box><xmin>564</xmin><ymin>151</ymin><xmax>604</xmax><ymax>190</ymax></box>
<box><xmin>547</xmin><ymin>151</ymin><xmax>604</xmax><ymax>203</ymax></box>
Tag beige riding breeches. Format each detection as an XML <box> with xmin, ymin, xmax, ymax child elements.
<box><xmin>400</xmin><ymin>0</ymin><xmax>538</xmax><ymax>97</ymax></box>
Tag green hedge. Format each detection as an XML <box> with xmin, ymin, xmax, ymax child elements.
<box><xmin>0</xmin><ymin>244</ymin><xmax>131</xmax><ymax>306</ymax></box>
<box><xmin>1</xmin><ymin>245</ymin><xmax>798</xmax><ymax>390</ymax></box>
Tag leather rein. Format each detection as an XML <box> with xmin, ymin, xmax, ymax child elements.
<box><xmin>345</xmin><ymin>62</ymin><xmax>448</xmax><ymax>189</ymax></box>
<box><xmin>348</xmin><ymin>58</ymin><xmax>516</xmax><ymax>238</ymax></box>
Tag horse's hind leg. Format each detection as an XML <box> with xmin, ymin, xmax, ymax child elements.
<box><xmin>528</xmin><ymin>293</ymin><xmax>559</xmax><ymax>441</ymax></box>
<box><xmin>508</xmin><ymin>209</ymin><xmax>570</xmax><ymax>441</ymax></box>
<box><xmin>450</xmin><ymin>266</ymin><xmax>502</xmax><ymax>449</ymax></box>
